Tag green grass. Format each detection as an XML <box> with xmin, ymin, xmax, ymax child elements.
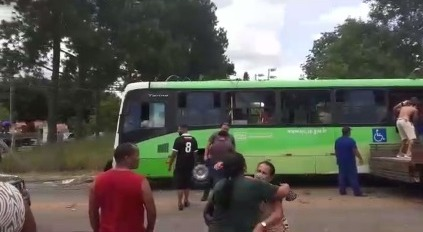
<box><xmin>0</xmin><ymin>134</ymin><xmax>114</xmax><ymax>173</ymax></box>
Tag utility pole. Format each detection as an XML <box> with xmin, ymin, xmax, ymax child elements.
<box><xmin>9</xmin><ymin>78</ymin><xmax>14</xmax><ymax>153</ymax></box>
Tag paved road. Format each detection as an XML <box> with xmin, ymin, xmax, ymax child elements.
<box><xmin>28</xmin><ymin>183</ymin><xmax>423</xmax><ymax>232</ymax></box>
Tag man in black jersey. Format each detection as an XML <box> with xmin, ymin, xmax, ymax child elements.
<box><xmin>167</xmin><ymin>124</ymin><xmax>198</xmax><ymax>211</ymax></box>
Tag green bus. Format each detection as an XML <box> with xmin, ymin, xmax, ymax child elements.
<box><xmin>115</xmin><ymin>78</ymin><xmax>423</xmax><ymax>177</ymax></box>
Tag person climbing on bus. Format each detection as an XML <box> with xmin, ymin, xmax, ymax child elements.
<box><xmin>334</xmin><ymin>127</ymin><xmax>365</xmax><ymax>197</ymax></box>
<box><xmin>393</xmin><ymin>97</ymin><xmax>419</xmax><ymax>158</ymax></box>
<box><xmin>167</xmin><ymin>124</ymin><xmax>198</xmax><ymax>210</ymax></box>
<box><xmin>201</xmin><ymin>122</ymin><xmax>236</xmax><ymax>201</ymax></box>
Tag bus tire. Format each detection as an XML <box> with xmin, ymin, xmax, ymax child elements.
<box><xmin>192</xmin><ymin>163</ymin><xmax>210</xmax><ymax>188</ymax></box>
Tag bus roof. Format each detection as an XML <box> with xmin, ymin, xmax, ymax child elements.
<box><xmin>125</xmin><ymin>78</ymin><xmax>423</xmax><ymax>91</ymax></box>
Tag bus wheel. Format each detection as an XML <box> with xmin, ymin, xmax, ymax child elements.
<box><xmin>192</xmin><ymin>163</ymin><xmax>210</xmax><ymax>188</ymax></box>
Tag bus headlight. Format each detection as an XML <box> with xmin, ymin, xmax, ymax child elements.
<box><xmin>192</xmin><ymin>164</ymin><xmax>209</xmax><ymax>182</ymax></box>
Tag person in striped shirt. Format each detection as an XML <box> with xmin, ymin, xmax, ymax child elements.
<box><xmin>0</xmin><ymin>182</ymin><xmax>36</xmax><ymax>232</ymax></box>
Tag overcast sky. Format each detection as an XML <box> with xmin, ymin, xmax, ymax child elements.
<box><xmin>0</xmin><ymin>0</ymin><xmax>370</xmax><ymax>80</ymax></box>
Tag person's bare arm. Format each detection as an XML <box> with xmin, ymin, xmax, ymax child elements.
<box><xmin>193</xmin><ymin>138</ymin><xmax>199</xmax><ymax>162</ymax></box>
<box><xmin>204</xmin><ymin>141</ymin><xmax>212</xmax><ymax>160</ymax></box>
<box><xmin>205</xmin><ymin>134</ymin><xmax>216</xmax><ymax>160</ymax></box>
<box><xmin>352</xmin><ymin>140</ymin><xmax>363</xmax><ymax>165</ymax></box>
<box><xmin>21</xmin><ymin>202</ymin><xmax>37</xmax><ymax>232</ymax></box>
<box><xmin>167</xmin><ymin>150</ymin><xmax>177</xmax><ymax>171</ymax></box>
<box><xmin>168</xmin><ymin>138</ymin><xmax>180</xmax><ymax>171</ymax></box>
<box><xmin>273</xmin><ymin>183</ymin><xmax>291</xmax><ymax>200</ymax></box>
<box><xmin>354</xmin><ymin>148</ymin><xmax>364</xmax><ymax>164</ymax></box>
<box><xmin>88</xmin><ymin>183</ymin><xmax>100</xmax><ymax>232</ymax></box>
<box><xmin>142</xmin><ymin>179</ymin><xmax>157</xmax><ymax>232</ymax></box>
<box><xmin>393</xmin><ymin>101</ymin><xmax>407</xmax><ymax>113</ymax></box>
<box><xmin>254</xmin><ymin>200</ymin><xmax>284</xmax><ymax>231</ymax></box>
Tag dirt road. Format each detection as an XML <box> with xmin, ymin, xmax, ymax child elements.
<box><xmin>29</xmin><ymin>183</ymin><xmax>423</xmax><ymax>232</ymax></box>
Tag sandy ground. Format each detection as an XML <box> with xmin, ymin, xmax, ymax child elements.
<box><xmin>27</xmin><ymin>182</ymin><xmax>423</xmax><ymax>232</ymax></box>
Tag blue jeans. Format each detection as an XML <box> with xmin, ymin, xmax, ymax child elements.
<box><xmin>338</xmin><ymin>165</ymin><xmax>362</xmax><ymax>196</ymax></box>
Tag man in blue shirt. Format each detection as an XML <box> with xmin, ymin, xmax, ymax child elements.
<box><xmin>334</xmin><ymin>127</ymin><xmax>365</xmax><ymax>196</ymax></box>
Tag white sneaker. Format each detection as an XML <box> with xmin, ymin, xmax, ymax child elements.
<box><xmin>396</xmin><ymin>153</ymin><xmax>405</xmax><ymax>158</ymax></box>
<box><xmin>404</xmin><ymin>154</ymin><xmax>412</xmax><ymax>159</ymax></box>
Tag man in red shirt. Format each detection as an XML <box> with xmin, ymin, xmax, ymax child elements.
<box><xmin>89</xmin><ymin>143</ymin><xmax>157</xmax><ymax>232</ymax></box>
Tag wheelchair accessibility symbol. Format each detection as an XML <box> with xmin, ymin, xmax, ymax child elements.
<box><xmin>372</xmin><ymin>128</ymin><xmax>387</xmax><ymax>143</ymax></box>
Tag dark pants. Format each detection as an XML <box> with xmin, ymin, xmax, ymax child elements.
<box><xmin>202</xmin><ymin>159</ymin><xmax>224</xmax><ymax>199</ymax></box>
<box><xmin>174</xmin><ymin>167</ymin><xmax>194</xmax><ymax>190</ymax></box>
<box><xmin>338</xmin><ymin>165</ymin><xmax>362</xmax><ymax>196</ymax></box>
<box><xmin>210</xmin><ymin>167</ymin><xmax>225</xmax><ymax>187</ymax></box>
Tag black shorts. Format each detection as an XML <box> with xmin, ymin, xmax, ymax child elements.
<box><xmin>173</xmin><ymin>169</ymin><xmax>193</xmax><ymax>189</ymax></box>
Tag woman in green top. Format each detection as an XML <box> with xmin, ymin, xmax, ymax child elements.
<box><xmin>205</xmin><ymin>152</ymin><xmax>291</xmax><ymax>232</ymax></box>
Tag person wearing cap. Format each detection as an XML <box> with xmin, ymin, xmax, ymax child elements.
<box><xmin>334</xmin><ymin>127</ymin><xmax>365</xmax><ymax>197</ymax></box>
<box><xmin>393</xmin><ymin>97</ymin><xmax>419</xmax><ymax>158</ymax></box>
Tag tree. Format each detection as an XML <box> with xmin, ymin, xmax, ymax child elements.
<box><xmin>243</xmin><ymin>72</ymin><xmax>250</xmax><ymax>81</ymax></box>
<box><xmin>0</xmin><ymin>0</ymin><xmax>237</xmax><ymax>140</ymax></box>
<box><xmin>87</xmin><ymin>93</ymin><xmax>121</xmax><ymax>133</ymax></box>
<box><xmin>0</xmin><ymin>103</ymin><xmax>9</xmax><ymax>121</ymax></box>
<box><xmin>0</xmin><ymin>78</ymin><xmax>85</xmax><ymax>123</ymax></box>
<box><xmin>302</xmin><ymin>19</ymin><xmax>409</xmax><ymax>79</ymax></box>
<box><xmin>97</xmin><ymin>0</ymin><xmax>235</xmax><ymax>84</ymax></box>
<box><xmin>0</xmin><ymin>1</ymin><xmax>119</xmax><ymax>139</ymax></box>
<box><xmin>160</xmin><ymin>0</ymin><xmax>235</xmax><ymax>80</ymax></box>
<box><xmin>365</xmin><ymin>0</ymin><xmax>423</xmax><ymax>71</ymax></box>
<box><xmin>0</xmin><ymin>0</ymin><xmax>81</xmax><ymax>142</ymax></box>
<box><xmin>302</xmin><ymin>1</ymin><xmax>423</xmax><ymax>79</ymax></box>
<box><xmin>62</xmin><ymin>0</ymin><xmax>119</xmax><ymax>138</ymax></box>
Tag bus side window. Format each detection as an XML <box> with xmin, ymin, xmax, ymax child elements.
<box><xmin>123</xmin><ymin>101</ymin><xmax>165</xmax><ymax>131</ymax></box>
<box><xmin>123</xmin><ymin>101</ymin><xmax>141</xmax><ymax>132</ymax></box>
<box><xmin>281</xmin><ymin>90</ymin><xmax>332</xmax><ymax>125</ymax></box>
<box><xmin>334</xmin><ymin>89</ymin><xmax>386</xmax><ymax>124</ymax></box>
<box><xmin>177</xmin><ymin>92</ymin><xmax>222</xmax><ymax>126</ymax></box>
<box><xmin>231</xmin><ymin>91</ymin><xmax>275</xmax><ymax>125</ymax></box>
